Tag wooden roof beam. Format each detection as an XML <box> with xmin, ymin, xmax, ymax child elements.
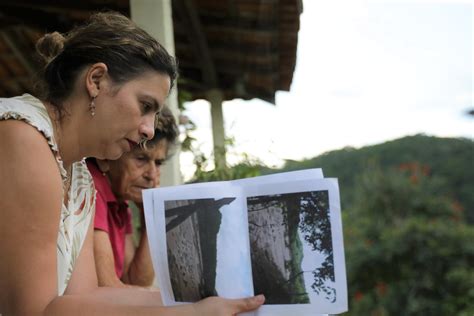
<box><xmin>174</xmin><ymin>0</ymin><xmax>217</xmax><ymax>88</ymax></box>
<box><xmin>0</xmin><ymin>28</ymin><xmax>36</xmax><ymax>76</ymax></box>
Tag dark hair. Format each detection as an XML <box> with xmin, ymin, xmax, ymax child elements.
<box><xmin>35</xmin><ymin>12</ymin><xmax>178</xmax><ymax>113</ymax></box>
<box><xmin>145</xmin><ymin>105</ymin><xmax>179</xmax><ymax>157</ymax></box>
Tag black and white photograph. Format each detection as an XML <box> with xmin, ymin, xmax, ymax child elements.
<box><xmin>164</xmin><ymin>197</ymin><xmax>236</xmax><ymax>302</ymax></box>
<box><xmin>248</xmin><ymin>190</ymin><xmax>336</xmax><ymax>305</ymax></box>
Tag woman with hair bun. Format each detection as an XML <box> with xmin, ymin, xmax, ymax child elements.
<box><xmin>0</xmin><ymin>12</ymin><xmax>264</xmax><ymax>315</ymax></box>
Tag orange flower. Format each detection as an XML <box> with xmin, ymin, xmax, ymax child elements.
<box><xmin>376</xmin><ymin>282</ymin><xmax>387</xmax><ymax>296</ymax></box>
<box><xmin>354</xmin><ymin>291</ymin><xmax>364</xmax><ymax>301</ymax></box>
<box><xmin>451</xmin><ymin>201</ymin><xmax>464</xmax><ymax>213</ymax></box>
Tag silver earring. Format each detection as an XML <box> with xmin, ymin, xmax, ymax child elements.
<box><xmin>89</xmin><ymin>96</ymin><xmax>96</xmax><ymax>117</ymax></box>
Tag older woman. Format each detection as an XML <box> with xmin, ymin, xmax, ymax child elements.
<box><xmin>88</xmin><ymin>106</ymin><xmax>178</xmax><ymax>288</ymax></box>
<box><xmin>0</xmin><ymin>11</ymin><xmax>264</xmax><ymax>315</ymax></box>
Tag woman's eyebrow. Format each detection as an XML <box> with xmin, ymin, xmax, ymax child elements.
<box><xmin>141</xmin><ymin>94</ymin><xmax>161</xmax><ymax>112</ymax></box>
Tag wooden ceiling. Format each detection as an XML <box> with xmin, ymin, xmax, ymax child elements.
<box><xmin>0</xmin><ymin>0</ymin><xmax>302</xmax><ymax>104</ymax></box>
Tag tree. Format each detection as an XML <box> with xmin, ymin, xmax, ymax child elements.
<box><xmin>344</xmin><ymin>165</ymin><xmax>474</xmax><ymax>315</ymax></box>
<box><xmin>297</xmin><ymin>191</ymin><xmax>336</xmax><ymax>301</ymax></box>
<box><xmin>276</xmin><ymin>135</ymin><xmax>474</xmax><ymax>224</ymax></box>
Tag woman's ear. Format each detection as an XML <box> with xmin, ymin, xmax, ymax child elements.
<box><xmin>96</xmin><ymin>159</ymin><xmax>110</xmax><ymax>175</ymax></box>
<box><xmin>85</xmin><ymin>62</ymin><xmax>108</xmax><ymax>98</ymax></box>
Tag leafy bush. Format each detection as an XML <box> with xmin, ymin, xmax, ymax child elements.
<box><xmin>344</xmin><ymin>166</ymin><xmax>474</xmax><ymax>315</ymax></box>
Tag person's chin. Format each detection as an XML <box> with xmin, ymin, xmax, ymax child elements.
<box><xmin>104</xmin><ymin>149</ymin><xmax>125</xmax><ymax>160</ymax></box>
<box><xmin>109</xmin><ymin>143</ymin><xmax>130</xmax><ymax>160</ymax></box>
<box><xmin>131</xmin><ymin>190</ymin><xmax>145</xmax><ymax>203</ymax></box>
<box><xmin>129</xmin><ymin>195</ymin><xmax>143</xmax><ymax>205</ymax></box>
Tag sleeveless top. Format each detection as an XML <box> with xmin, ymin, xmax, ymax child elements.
<box><xmin>0</xmin><ymin>94</ymin><xmax>95</xmax><ymax>295</ymax></box>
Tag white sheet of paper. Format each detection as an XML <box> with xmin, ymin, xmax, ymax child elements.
<box><xmin>144</xmin><ymin>181</ymin><xmax>253</xmax><ymax>305</ymax></box>
<box><xmin>143</xmin><ymin>169</ymin><xmax>346</xmax><ymax>315</ymax></box>
<box><xmin>242</xmin><ymin>178</ymin><xmax>347</xmax><ymax>315</ymax></box>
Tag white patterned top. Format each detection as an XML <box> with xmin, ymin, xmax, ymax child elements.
<box><xmin>0</xmin><ymin>94</ymin><xmax>95</xmax><ymax>295</ymax></box>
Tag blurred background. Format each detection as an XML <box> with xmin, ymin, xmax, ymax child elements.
<box><xmin>0</xmin><ymin>0</ymin><xmax>472</xmax><ymax>314</ymax></box>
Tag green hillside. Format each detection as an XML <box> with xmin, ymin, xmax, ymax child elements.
<box><xmin>261</xmin><ymin>134</ymin><xmax>474</xmax><ymax>314</ymax></box>
<box><xmin>265</xmin><ymin>134</ymin><xmax>474</xmax><ymax>223</ymax></box>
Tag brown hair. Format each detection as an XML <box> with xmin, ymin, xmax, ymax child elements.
<box><xmin>35</xmin><ymin>12</ymin><xmax>178</xmax><ymax>114</ymax></box>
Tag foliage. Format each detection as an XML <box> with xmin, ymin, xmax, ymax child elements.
<box><xmin>257</xmin><ymin>135</ymin><xmax>473</xmax><ymax>314</ymax></box>
<box><xmin>344</xmin><ymin>166</ymin><xmax>474</xmax><ymax>315</ymax></box>
<box><xmin>190</xmin><ymin>154</ymin><xmax>264</xmax><ymax>182</ymax></box>
<box><xmin>271</xmin><ymin>134</ymin><xmax>474</xmax><ymax>224</ymax></box>
<box><xmin>129</xmin><ymin>201</ymin><xmax>143</xmax><ymax>247</ymax></box>
<box><xmin>287</xmin><ymin>217</ymin><xmax>310</xmax><ymax>304</ymax></box>
<box><xmin>298</xmin><ymin>191</ymin><xmax>336</xmax><ymax>300</ymax></box>
<box><xmin>285</xmin><ymin>195</ymin><xmax>310</xmax><ymax>304</ymax></box>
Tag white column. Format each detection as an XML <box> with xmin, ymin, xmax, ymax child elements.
<box><xmin>130</xmin><ymin>0</ymin><xmax>182</xmax><ymax>186</ymax></box>
<box><xmin>207</xmin><ymin>89</ymin><xmax>226</xmax><ymax>170</ymax></box>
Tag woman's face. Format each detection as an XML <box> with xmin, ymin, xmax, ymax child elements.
<box><xmin>107</xmin><ymin>139</ymin><xmax>168</xmax><ymax>203</ymax></box>
<box><xmin>93</xmin><ymin>71</ymin><xmax>170</xmax><ymax>160</ymax></box>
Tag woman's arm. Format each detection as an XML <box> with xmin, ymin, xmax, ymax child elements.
<box><xmin>122</xmin><ymin>210</ymin><xmax>154</xmax><ymax>286</ymax></box>
<box><xmin>0</xmin><ymin>121</ymin><xmax>167</xmax><ymax>314</ymax></box>
<box><xmin>53</xmin><ymin>224</ymin><xmax>264</xmax><ymax>314</ymax></box>
<box><xmin>0</xmin><ymin>120</ymin><xmax>264</xmax><ymax>315</ymax></box>
<box><xmin>93</xmin><ymin>229</ymin><xmax>129</xmax><ymax>288</ymax></box>
<box><xmin>0</xmin><ymin>120</ymin><xmax>64</xmax><ymax>314</ymax></box>
<box><xmin>46</xmin><ymin>292</ymin><xmax>265</xmax><ymax>316</ymax></box>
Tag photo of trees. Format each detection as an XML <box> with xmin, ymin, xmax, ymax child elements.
<box><xmin>247</xmin><ymin>190</ymin><xmax>335</xmax><ymax>304</ymax></box>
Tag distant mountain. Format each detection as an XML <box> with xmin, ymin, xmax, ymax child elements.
<box><xmin>263</xmin><ymin>134</ymin><xmax>474</xmax><ymax>223</ymax></box>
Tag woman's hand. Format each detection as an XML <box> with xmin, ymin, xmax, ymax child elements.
<box><xmin>192</xmin><ymin>295</ymin><xmax>265</xmax><ymax>316</ymax></box>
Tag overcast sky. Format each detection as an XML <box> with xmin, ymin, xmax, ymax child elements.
<box><xmin>180</xmin><ymin>0</ymin><xmax>472</xmax><ymax>180</ymax></box>
<box><xmin>215</xmin><ymin>201</ymin><xmax>254</xmax><ymax>298</ymax></box>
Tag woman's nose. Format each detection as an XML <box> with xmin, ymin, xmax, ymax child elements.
<box><xmin>140</xmin><ymin>114</ymin><xmax>155</xmax><ymax>140</ymax></box>
<box><xmin>144</xmin><ymin>162</ymin><xmax>160</xmax><ymax>182</ymax></box>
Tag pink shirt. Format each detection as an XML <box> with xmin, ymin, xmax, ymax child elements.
<box><xmin>88</xmin><ymin>160</ymin><xmax>132</xmax><ymax>279</ymax></box>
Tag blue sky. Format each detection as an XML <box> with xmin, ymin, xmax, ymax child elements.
<box><xmin>180</xmin><ymin>0</ymin><xmax>472</xmax><ymax>180</ymax></box>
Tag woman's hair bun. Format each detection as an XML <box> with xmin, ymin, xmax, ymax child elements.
<box><xmin>35</xmin><ymin>31</ymin><xmax>65</xmax><ymax>63</ymax></box>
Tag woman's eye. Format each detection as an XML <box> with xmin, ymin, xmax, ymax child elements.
<box><xmin>141</xmin><ymin>102</ymin><xmax>153</xmax><ymax>113</ymax></box>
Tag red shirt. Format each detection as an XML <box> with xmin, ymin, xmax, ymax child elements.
<box><xmin>87</xmin><ymin>160</ymin><xmax>132</xmax><ymax>279</ymax></box>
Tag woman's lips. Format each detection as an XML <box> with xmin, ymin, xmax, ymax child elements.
<box><xmin>133</xmin><ymin>185</ymin><xmax>154</xmax><ymax>191</ymax></box>
<box><xmin>127</xmin><ymin>139</ymin><xmax>138</xmax><ymax>150</ymax></box>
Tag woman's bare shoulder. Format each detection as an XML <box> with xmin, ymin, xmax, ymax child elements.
<box><xmin>0</xmin><ymin>118</ymin><xmax>63</xmax><ymax>214</ymax></box>
<box><xmin>0</xmin><ymin>119</ymin><xmax>61</xmax><ymax>191</ymax></box>
<box><xmin>0</xmin><ymin>119</ymin><xmax>63</xmax><ymax>314</ymax></box>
